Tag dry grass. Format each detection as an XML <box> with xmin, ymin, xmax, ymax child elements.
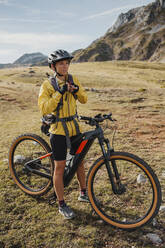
<box><xmin>0</xmin><ymin>61</ymin><xmax>165</xmax><ymax>248</ymax></box>
<box><xmin>70</xmin><ymin>61</ymin><xmax>165</xmax><ymax>89</ymax></box>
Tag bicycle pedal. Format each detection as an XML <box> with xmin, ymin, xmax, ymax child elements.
<box><xmin>49</xmin><ymin>199</ymin><xmax>56</xmax><ymax>205</ymax></box>
<box><xmin>48</xmin><ymin>193</ymin><xmax>57</xmax><ymax>205</ymax></box>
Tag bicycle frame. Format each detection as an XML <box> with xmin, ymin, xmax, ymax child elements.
<box><xmin>9</xmin><ymin>112</ymin><xmax>162</xmax><ymax>229</ymax></box>
<box><xmin>24</xmin><ymin>124</ymin><xmax>124</xmax><ymax>194</ymax></box>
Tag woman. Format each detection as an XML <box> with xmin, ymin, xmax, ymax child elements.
<box><xmin>38</xmin><ymin>49</ymin><xmax>88</xmax><ymax>219</ymax></box>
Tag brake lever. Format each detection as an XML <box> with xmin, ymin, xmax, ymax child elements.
<box><xmin>102</xmin><ymin>113</ymin><xmax>115</xmax><ymax>122</ymax></box>
<box><xmin>108</xmin><ymin>113</ymin><xmax>117</xmax><ymax>122</ymax></box>
<box><xmin>109</xmin><ymin>117</ymin><xmax>117</xmax><ymax>122</ymax></box>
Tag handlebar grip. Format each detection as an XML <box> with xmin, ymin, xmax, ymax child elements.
<box><xmin>103</xmin><ymin>113</ymin><xmax>112</xmax><ymax>118</ymax></box>
<box><xmin>80</xmin><ymin>116</ymin><xmax>91</xmax><ymax>121</ymax></box>
<box><xmin>80</xmin><ymin>113</ymin><xmax>116</xmax><ymax>124</ymax></box>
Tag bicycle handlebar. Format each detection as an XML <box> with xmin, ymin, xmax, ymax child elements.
<box><xmin>79</xmin><ymin>113</ymin><xmax>116</xmax><ymax>126</ymax></box>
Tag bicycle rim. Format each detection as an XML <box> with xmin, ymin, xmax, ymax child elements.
<box><xmin>9</xmin><ymin>134</ymin><xmax>53</xmax><ymax>196</ymax></box>
<box><xmin>87</xmin><ymin>152</ymin><xmax>161</xmax><ymax>230</ymax></box>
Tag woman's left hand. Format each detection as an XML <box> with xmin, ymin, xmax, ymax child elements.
<box><xmin>67</xmin><ymin>82</ymin><xmax>79</xmax><ymax>93</ymax></box>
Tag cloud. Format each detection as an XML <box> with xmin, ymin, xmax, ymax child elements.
<box><xmin>0</xmin><ymin>48</ymin><xmax>21</xmax><ymax>63</ymax></box>
<box><xmin>0</xmin><ymin>48</ymin><xmax>17</xmax><ymax>55</ymax></box>
<box><xmin>0</xmin><ymin>31</ymin><xmax>90</xmax><ymax>46</ymax></box>
<box><xmin>0</xmin><ymin>17</ymin><xmax>58</xmax><ymax>24</ymax></box>
<box><xmin>0</xmin><ymin>31</ymin><xmax>92</xmax><ymax>62</ymax></box>
<box><xmin>81</xmin><ymin>5</ymin><xmax>137</xmax><ymax>21</ymax></box>
<box><xmin>56</xmin><ymin>10</ymin><xmax>77</xmax><ymax>18</ymax></box>
<box><xmin>0</xmin><ymin>0</ymin><xmax>9</xmax><ymax>4</ymax></box>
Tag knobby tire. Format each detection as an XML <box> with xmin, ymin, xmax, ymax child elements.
<box><xmin>8</xmin><ymin>133</ymin><xmax>54</xmax><ymax>196</ymax></box>
<box><xmin>87</xmin><ymin>151</ymin><xmax>161</xmax><ymax>230</ymax></box>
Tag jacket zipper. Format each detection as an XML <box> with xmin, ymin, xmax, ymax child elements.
<box><xmin>67</xmin><ymin>92</ymin><xmax>73</xmax><ymax>136</ymax></box>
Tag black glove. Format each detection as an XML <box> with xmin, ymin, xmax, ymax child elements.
<box><xmin>59</xmin><ymin>84</ymin><xmax>68</xmax><ymax>95</ymax></box>
<box><xmin>72</xmin><ymin>84</ymin><xmax>79</xmax><ymax>94</ymax></box>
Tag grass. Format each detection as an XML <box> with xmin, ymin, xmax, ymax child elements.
<box><xmin>0</xmin><ymin>61</ymin><xmax>165</xmax><ymax>247</ymax></box>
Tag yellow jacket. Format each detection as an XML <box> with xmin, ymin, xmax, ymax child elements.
<box><xmin>38</xmin><ymin>74</ymin><xmax>87</xmax><ymax>136</ymax></box>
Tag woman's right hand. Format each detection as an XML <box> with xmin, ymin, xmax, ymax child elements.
<box><xmin>59</xmin><ymin>84</ymin><xmax>68</xmax><ymax>95</ymax></box>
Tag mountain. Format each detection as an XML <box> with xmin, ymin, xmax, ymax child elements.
<box><xmin>73</xmin><ymin>0</ymin><xmax>165</xmax><ymax>63</ymax></box>
<box><xmin>1</xmin><ymin>0</ymin><xmax>165</xmax><ymax>68</ymax></box>
<box><xmin>0</xmin><ymin>63</ymin><xmax>13</xmax><ymax>69</ymax></box>
<box><xmin>13</xmin><ymin>52</ymin><xmax>47</xmax><ymax>65</ymax></box>
<box><xmin>0</xmin><ymin>52</ymin><xmax>47</xmax><ymax>69</ymax></box>
<box><xmin>0</xmin><ymin>50</ymin><xmax>80</xmax><ymax>68</ymax></box>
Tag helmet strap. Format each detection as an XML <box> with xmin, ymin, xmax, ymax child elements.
<box><xmin>52</xmin><ymin>64</ymin><xmax>64</xmax><ymax>77</ymax></box>
<box><xmin>56</xmin><ymin>70</ymin><xmax>65</xmax><ymax>77</ymax></box>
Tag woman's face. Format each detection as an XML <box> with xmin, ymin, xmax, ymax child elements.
<box><xmin>55</xmin><ymin>59</ymin><xmax>70</xmax><ymax>76</ymax></box>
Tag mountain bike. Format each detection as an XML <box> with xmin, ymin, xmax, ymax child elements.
<box><xmin>8</xmin><ymin>113</ymin><xmax>162</xmax><ymax>230</ymax></box>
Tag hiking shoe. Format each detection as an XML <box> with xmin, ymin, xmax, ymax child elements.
<box><xmin>59</xmin><ymin>203</ymin><xmax>75</xmax><ymax>219</ymax></box>
<box><xmin>78</xmin><ymin>192</ymin><xmax>89</xmax><ymax>203</ymax></box>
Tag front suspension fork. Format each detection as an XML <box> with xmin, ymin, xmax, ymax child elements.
<box><xmin>100</xmin><ymin>138</ymin><xmax>126</xmax><ymax>195</ymax></box>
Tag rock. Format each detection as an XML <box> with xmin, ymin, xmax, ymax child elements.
<box><xmin>130</xmin><ymin>97</ymin><xmax>144</xmax><ymax>103</ymax></box>
<box><xmin>107</xmin><ymin>7</ymin><xmax>141</xmax><ymax>33</ymax></box>
<box><xmin>14</xmin><ymin>155</ymin><xmax>26</xmax><ymax>163</ymax></box>
<box><xmin>137</xmin><ymin>174</ymin><xmax>147</xmax><ymax>184</ymax></box>
<box><xmin>117</xmin><ymin>47</ymin><xmax>132</xmax><ymax>60</ymax></box>
<box><xmin>84</xmin><ymin>87</ymin><xmax>90</xmax><ymax>92</ymax></box>
<box><xmin>146</xmin><ymin>9</ymin><xmax>155</xmax><ymax>25</ymax></box>
<box><xmin>145</xmin><ymin>39</ymin><xmax>161</xmax><ymax>60</ymax></box>
<box><xmin>146</xmin><ymin>233</ymin><xmax>162</xmax><ymax>244</ymax></box>
<box><xmin>3</xmin><ymin>159</ymin><xmax>8</xmax><ymax>162</ymax></box>
<box><xmin>97</xmin><ymin>220</ymin><xmax>104</xmax><ymax>224</ymax></box>
<box><xmin>160</xmin><ymin>206</ymin><xmax>165</xmax><ymax>212</ymax></box>
<box><xmin>162</xmin><ymin>170</ymin><xmax>165</xmax><ymax>178</ymax></box>
<box><xmin>91</xmin><ymin>88</ymin><xmax>100</xmax><ymax>93</ymax></box>
<box><xmin>152</xmin><ymin>218</ymin><xmax>158</xmax><ymax>227</ymax></box>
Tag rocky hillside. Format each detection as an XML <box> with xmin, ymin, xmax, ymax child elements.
<box><xmin>0</xmin><ymin>0</ymin><xmax>164</xmax><ymax>68</ymax></box>
<box><xmin>13</xmin><ymin>52</ymin><xmax>47</xmax><ymax>65</ymax></box>
<box><xmin>0</xmin><ymin>52</ymin><xmax>47</xmax><ymax>69</ymax></box>
<box><xmin>73</xmin><ymin>0</ymin><xmax>165</xmax><ymax>63</ymax></box>
<box><xmin>0</xmin><ymin>63</ymin><xmax>13</xmax><ymax>69</ymax></box>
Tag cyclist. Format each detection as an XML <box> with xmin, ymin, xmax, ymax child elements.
<box><xmin>38</xmin><ymin>49</ymin><xmax>88</xmax><ymax>219</ymax></box>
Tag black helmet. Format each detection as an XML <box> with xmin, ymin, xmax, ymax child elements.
<box><xmin>48</xmin><ymin>49</ymin><xmax>74</xmax><ymax>66</ymax></box>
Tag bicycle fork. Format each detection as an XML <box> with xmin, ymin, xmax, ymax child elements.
<box><xmin>99</xmin><ymin>137</ymin><xmax>126</xmax><ymax>195</ymax></box>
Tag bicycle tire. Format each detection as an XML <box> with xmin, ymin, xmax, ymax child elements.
<box><xmin>87</xmin><ymin>151</ymin><xmax>161</xmax><ymax>230</ymax></box>
<box><xmin>8</xmin><ymin>133</ymin><xmax>54</xmax><ymax>196</ymax></box>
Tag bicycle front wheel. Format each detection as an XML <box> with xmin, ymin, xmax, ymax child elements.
<box><xmin>9</xmin><ymin>133</ymin><xmax>54</xmax><ymax>196</ymax></box>
<box><xmin>87</xmin><ymin>151</ymin><xmax>161</xmax><ymax>230</ymax></box>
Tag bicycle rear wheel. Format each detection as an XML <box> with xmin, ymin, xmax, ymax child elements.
<box><xmin>9</xmin><ymin>133</ymin><xmax>54</xmax><ymax>196</ymax></box>
<box><xmin>87</xmin><ymin>151</ymin><xmax>161</xmax><ymax>230</ymax></box>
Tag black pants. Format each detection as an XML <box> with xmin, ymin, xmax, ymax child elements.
<box><xmin>50</xmin><ymin>134</ymin><xmax>81</xmax><ymax>161</ymax></box>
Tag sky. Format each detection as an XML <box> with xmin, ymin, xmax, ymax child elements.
<box><xmin>0</xmin><ymin>0</ymin><xmax>154</xmax><ymax>64</ymax></box>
